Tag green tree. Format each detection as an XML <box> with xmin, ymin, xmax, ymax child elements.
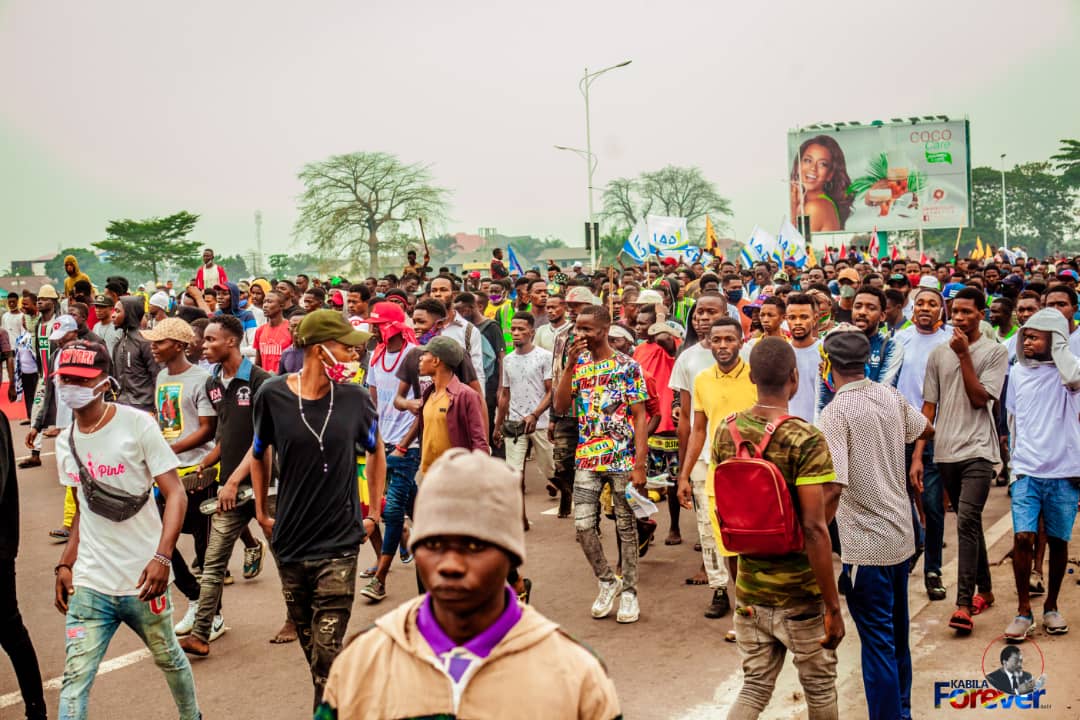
<box><xmin>294</xmin><ymin>152</ymin><xmax>450</xmax><ymax>275</ymax></box>
<box><xmin>267</xmin><ymin>252</ymin><xmax>322</xmax><ymax>279</ymax></box>
<box><xmin>1051</xmin><ymin>139</ymin><xmax>1080</xmax><ymax>187</ymax></box>
<box><xmin>601</xmin><ymin>165</ymin><xmax>732</xmax><ymax>246</ymax></box>
<box><xmin>426</xmin><ymin>233</ymin><xmax>462</xmax><ymax>264</ymax></box>
<box><xmin>217</xmin><ymin>254</ymin><xmax>248</xmax><ymax>279</ymax></box>
<box><xmin>46</xmin><ymin>248</ymin><xmax>98</xmax><ymax>286</ymax></box>
<box><xmin>94</xmin><ymin>212</ymin><xmax>201</xmax><ymax>284</ymax></box>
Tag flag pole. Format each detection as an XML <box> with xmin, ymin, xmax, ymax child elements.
<box><xmin>607</xmin><ymin>266</ymin><xmax>615</xmax><ymax>318</ymax></box>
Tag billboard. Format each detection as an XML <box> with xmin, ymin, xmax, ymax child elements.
<box><xmin>787</xmin><ymin>119</ymin><xmax>971</xmax><ymax>234</ymax></box>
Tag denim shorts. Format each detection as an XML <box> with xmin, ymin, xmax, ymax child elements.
<box><xmin>1011</xmin><ymin>475</ymin><xmax>1080</xmax><ymax>541</ymax></box>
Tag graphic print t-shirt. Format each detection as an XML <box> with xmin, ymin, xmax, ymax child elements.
<box><xmin>252</xmin><ymin>376</ymin><xmax>379</xmax><ymax>563</ymax></box>
<box><xmin>501</xmin><ymin>346</ymin><xmax>553</xmax><ymax>429</ymax></box>
<box><xmin>570</xmin><ymin>350</ymin><xmax>647</xmax><ymax>472</ymax></box>
<box><xmin>155</xmin><ymin>364</ymin><xmax>216</xmax><ymax>467</ymax></box>
<box><xmin>254</xmin><ymin>321</ymin><xmax>293</xmax><ymax>373</ymax></box>
<box><xmin>57</xmin><ymin>405</ymin><xmax>178</xmax><ymax>595</ymax></box>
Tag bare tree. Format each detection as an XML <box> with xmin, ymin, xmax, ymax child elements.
<box><xmin>294</xmin><ymin>152</ymin><xmax>449</xmax><ymax>274</ymax></box>
<box><xmin>601</xmin><ymin>165</ymin><xmax>732</xmax><ymax>243</ymax></box>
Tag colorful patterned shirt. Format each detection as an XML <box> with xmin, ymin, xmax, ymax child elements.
<box><xmin>570</xmin><ymin>350</ymin><xmax>647</xmax><ymax>472</ymax></box>
<box><xmin>711</xmin><ymin>411</ymin><xmax>836</xmax><ymax>608</ymax></box>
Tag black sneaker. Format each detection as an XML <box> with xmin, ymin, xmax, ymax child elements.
<box><xmin>637</xmin><ymin>519</ymin><xmax>657</xmax><ymax>558</ymax></box>
<box><xmin>704</xmin><ymin>587</ymin><xmax>731</xmax><ymax>619</ymax></box>
<box><xmin>926</xmin><ymin>572</ymin><xmax>947</xmax><ymax>601</ymax></box>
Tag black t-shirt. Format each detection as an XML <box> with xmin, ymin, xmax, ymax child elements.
<box><xmin>396</xmin><ymin>343</ymin><xmax>478</xmax><ymax>399</ymax></box>
<box><xmin>252</xmin><ymin>375</ymin><xmax>379</xmax><ymax>563</ymax></box>
<box><xmin>206</xmin><ymin>359</ymin><xmax>271</xmax><ymax>482</ymax></box>
<box><xmin>0</xmin><ymin>409</ymin><xmax>19</xmax><ymax>560</ymax></box>
<box><xmin>833</xmin><ymin>302</ymin><xmax>852</xmax><ymax>324</ymax></box>
<box><xmin>476</xmin><ymin>318</ymin><xmax>505</xmax><ymax>400</ymax></box>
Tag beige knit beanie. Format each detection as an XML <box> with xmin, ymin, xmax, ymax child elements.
<box><xmin>409</xmin><ymin>449</ymin><xmax>526</xmax><ymax>564</ymax></box>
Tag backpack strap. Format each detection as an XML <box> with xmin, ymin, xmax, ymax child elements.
<box><xmin>756</xmin><ymin>415</ymin><xmax>796</xmax><ymax>456</ymax></box>
<box><xmin>725</xmin><ymin>413</ymin><xmax>757</xmax><ymax>459</ymax></box>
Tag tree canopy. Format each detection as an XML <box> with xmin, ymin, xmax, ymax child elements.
<box><xmin>294</xmin><ymin>152</ymin><xmax>450</xmax><ymax>275</ymax></box>
<box><xmin>93</xmin><ymin>211</ymin><xmax>201</xmax><ymax>283</ymax></box>
<box><xmin>601</xmin><ymin>165</ymin><xmax>732</xmax><ymax>244</ymax></box>
<box><xmin>1051</xmin><ymin>138</ymin><xmax>1080</xmax><ymax>187</ymax></box>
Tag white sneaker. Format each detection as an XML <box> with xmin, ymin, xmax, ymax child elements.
<box><xmin>616</xmin><ymin>591</ymin><xmax>640</xmax><ymax>624</ymax></box>
<box><xmin>591</xmin><ymin>578</ymin><xmax>622</xmax><ymax>619</ymax></box>
<box><xmin>174</xmin><ymin>601</ymin><xmax>198</xmax><ymax>636</ymax></box>
<box><xmin>209</xmin><ymin>614</ymin><xmax>227</xmax><ymax>642</ymax></box>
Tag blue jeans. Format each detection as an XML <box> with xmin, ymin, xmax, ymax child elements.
<box><xmin>380</xmin><ymin>448</ymin><xmax>420</xmax><ymax>559</ymax></box>
<box><xmin>61</xmin><ymin>587</ymin><xmax>199</xmax><ymax>720</ymax></box>
<box><xmin>907</xmin><ymin>441</ymin><xmax>944</xmax><ymax>577</ymax></box>
<box><xmin>843</xmin><ymin>563</ymin><xmax>912</xmax><ymax>720</ymax></box>
<box><xmin>1011</xmin><ymin>475</ymin><xmax>1080</xmax><ymax>541</ymax></box>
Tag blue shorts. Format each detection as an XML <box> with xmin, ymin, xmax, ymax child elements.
<box><xmin>1011</xmin><ymin>475</ymin><xmax>1080</xmax><ymax>541</ymax></box>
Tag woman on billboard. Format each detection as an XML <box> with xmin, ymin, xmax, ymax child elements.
<box><xmin>790</xmin><ymin>135</ymin><xmax>854</xmax><ymax>232</ymax></box>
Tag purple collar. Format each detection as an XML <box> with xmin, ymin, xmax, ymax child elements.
<box><xmin>417</xmin><ymin>585</ymin><xmax>521</xmax><ymax>680</ymax></box>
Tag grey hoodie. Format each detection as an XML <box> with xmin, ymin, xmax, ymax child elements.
<box><xmin>1016</xmin><ymin>308</ymin><xmax>1080</xmax><ymax>390</ymax></box>
<box><xmin>112</xmin><ymin>296</ymin><xmax>161</xmax><ymax>412</ymax></box>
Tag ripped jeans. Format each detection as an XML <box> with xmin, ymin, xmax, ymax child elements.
<box><xmin>276</xmin><ymin>554</ymin><xmax>357</xmax><ymax>710</ymax></box>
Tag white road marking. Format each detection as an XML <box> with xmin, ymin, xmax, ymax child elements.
<box><xmin>677</xmin><ymin>511</ymin><xmax>1015</xmax><ymax>718</ymax></box>
<box><xmin>0</xmin><ymin>648</ymin><xmax>151</xmax><ymax>709</ymax></box>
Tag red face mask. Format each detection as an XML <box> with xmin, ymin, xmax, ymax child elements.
<box><xmin>908</xmin><ymin>273</ymin><xmax>921</xmax><ymax>287</ymax></box>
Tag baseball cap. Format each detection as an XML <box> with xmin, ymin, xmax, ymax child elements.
<box><xmin>92</xmin><ymin>293</ymin><xmax>112</xmax><ymax>307</ymax></box>
<box><xmin>149</xmin><ymin>291</ymin><xmax>170</xmax><ymax>311</ymax></box>
<box><xmin>661</xmin><ymin>257</ymin><xmax>678</xmax><ymax>267</ymax></box>
<box><xmin>572</xmin><ymin>261</ymin><xmax>583</xmax><ymax>268</ymax></box>
<box><xmin>329</xmin><ymin>290</ymin><xmax>344</xmax><ymax>307</ymax></box>
<box><xmin>887</xmin><ymin>273</ymin><xmax>910</xmax><ymax>286</ymax></box>
<box><xmin>48</xmin><ymin>315</ymin><xmax>79</xmax><ymax>341</ymax></box>
<box><xmin>365</xmin><ymin>301</ymin><xmax>407</xmax><ymax>325</ymax></box>
<box><xmin>773</xmin><ymin>271</ymin><xmax>790</xmax><ymax>283</ymax></box>
<box><xmin>942</xmin><ymin>282</ymin><xmax>966</xmax><ymax>300</ymax></box>
<box><xmin>37</xmin><ymin>284</ymin><xmax>59</xmax><ymax>300</ymax></box>
<box><xmin>917</xmin><ymin>276</ymin><xmax>940</xmax><ymax>289</ymax></box>
<box><xmin>823</xmin><ymin>325</ymin><xmax>871</xmax><ymax>369</ymax></box>
<box><xmin>1057</xmin><ymin>269</ymin><xmax>1079</xmax><ymax>281</ymax></box>
<box><xmin>837</xmin><ymin>268</ymin><xmax>860</xmax><ymax>284</ymax></box>
<box><xmin>296</xmin><ymin>309</ymin><xmax>371</xmax><ymax>347</ymax></box>
<box><xmin>608</xmin><ymin>325</ymin><xmax>635</xmax><ymax>343</ymax></box>
<box><xmin>56</xmin><ymin>341</ymin><xmax>111</xmax><ymax>379</ymax></box>
<box><xmin>565</xmin><ymin>286</ymin><xmax>597</xmax><ymax>305</ymax></box>
<box><xmin>636</xmin><ymin>289</ymin><xmax>664</xmax><ymax>305</ymax></box>
<box><xmin>648</xmin><ymin>321</ymin><xmax>685</xmax><ymax>339</ymax></box>
<box><xmin>423</xmin><ymin>336</ymin><xmax>464</xmax><ymax>369</ymax></box>
<box><xmin>469</xmin><ymin>270</ymin><xmax>481</xmax><ymax>279</ymax></box>
<box><xmin>143</xmin><ymin>317</ymin><xmax>195</xmax><ymax>344</ymax></box>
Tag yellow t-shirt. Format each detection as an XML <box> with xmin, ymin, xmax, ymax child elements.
<box><xmin>420</xmin><ymin>389</ymin><xmax>452</xmax><ymax>473</ymax></box>
<box><xmin>692</xmin><ymin>359</ymin><xmax>757</xmax><ymax>557</ymax></box>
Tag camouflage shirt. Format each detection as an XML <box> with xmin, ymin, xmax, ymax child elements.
<box><xmin>711</xmin><ymin>411</ymin><xmax>836</xmax><ymax>608</ymax></box>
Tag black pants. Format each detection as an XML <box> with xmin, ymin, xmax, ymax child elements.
<box><xmin>938</xmin><ymin>458</ymin><xmax>994</xmax><ymax>608</ymax></box>
<box><xmin>20</xmin><ymin>373</ymin><xmax>37</xmax><ymax>419</ymax></box>
<box><xmin>158</xmin><ymin>485</ymin><xmax>216</xmax><ymax>606</ymax></box>
<box><xmin>0</xmin><ymin>558</ymin><xmax>46</xmax><ymax>720</ymax></box>
<box><xmin>277</xmin><ymin>554</ymin><xmax>357</xmax><ymax>710</ymax></box>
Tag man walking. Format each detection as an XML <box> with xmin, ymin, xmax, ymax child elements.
<box><xmin>785</xmin><ymin>293</ymin><xmax>821</xmax><ymax>422</ymax></box>
<box><xmin>254</xmin><ymin>291</ymin><xmax>292</xmax><ymax>373</ymax></box>
<box><xmin>1002</xmin><ymin>309</ymin><xmax>1080</xmax><ymax>640</ymax></box>
<box><xmin>251</xmin><ymin>310</ymin><xmax>384</xmax><ymax>709</ymax></box>
<box><xmin>819</xmin><ymin>327</ymin><xmax>932</xmax><ymax>720</ymax></box>
<box><xmin>913</xmin><ymin>287</ymin><xmax>1008</xmax><ymax>634</ymax></box>
<box><xmin>53</xmin><ymin>341</ymin><xmax>200</xmax><ymax>719</ymax></box>
<box><xmin>178</xmin><ymin>315</ymin><xmax>271</xmax><ymax>657</ymax></box>
<box><xmin>553</xmin><ymin>305</ymin><xmax>649</xmax><ymax>624</ymax></box>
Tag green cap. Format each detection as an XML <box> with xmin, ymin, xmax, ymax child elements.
<box><xmin>296</xmin><ymin>309</ymin><xmax>371</xmax><ymax>347</ymax></box>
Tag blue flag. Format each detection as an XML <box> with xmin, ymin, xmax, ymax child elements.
<box><xmin>507</xmin><ymin>245</ymin><xmax>525</xmax><ymax>275</ymax></box>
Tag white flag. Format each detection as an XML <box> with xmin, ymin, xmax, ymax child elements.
<box><xmin>776</xmin><ymin>219</ymin><xmax>808</xmax><ymax>268</ymax></box>
<box><xmin>646</xmin><ymin>214</ymin><xmax>690</xmax><ymax>256</ymax></box>
<box><xmin>622</xmin><ymin>221</ymin><xmax>649</xmax><ymax>263</ymax></box>
<box><xmin>745</xmin><ymin>226</ymin><xmax>776</xmax><ymax>263</ymax></box>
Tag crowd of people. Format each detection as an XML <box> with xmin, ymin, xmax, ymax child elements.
<box><xmin>2</xmin><ymin>244</ymin><xmax>1080</xmax><ymax>719</ymax></box>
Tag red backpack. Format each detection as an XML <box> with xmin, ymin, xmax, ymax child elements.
<box><xmin>712</xmin><ymin>413</ymin><xmax>804</xmax><ymax>556</ymax></box>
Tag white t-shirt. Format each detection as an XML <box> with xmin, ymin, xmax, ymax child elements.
<box><xmin>1006</xmin><ymin>362</ymin><xmax>1080</xmax><ymax>478</ymax></box>
<box><xmin>668</xmin><ymin>343</ymin><xmax>715</xmax><ymax>432</ymax></box>
<box><xmin>501</xmin><ymin>346</ymin><xmax>553</xmax><ymax>429</ymax></box>
<box><xmin>1</xmin><ymin>311</ymin><xmax>23</xmax><ymax>343</ymax></box>
<box><xmin>57</xmin><ymin>405</ymin><xmax>178</xmax><ymax>596</ymax></box>
<box><xmin>790</xmin><ymin>340</ymin><xmax>822</xmax><ymax>423</ymax></box>
<box><xmin>366</xmin><ymin>344</ymin><xmax>418</xmax><ymax>447</ymax></box>
<box><xmin>893</xmin><ymin>326</ymin><xmax>951</xmax><ymax>410</ymax></box>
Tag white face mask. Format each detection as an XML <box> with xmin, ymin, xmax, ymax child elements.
<box><xmin>57</xmin><ymin>378</ymin><xmax>109</xmax><ymax>410</ymax></box>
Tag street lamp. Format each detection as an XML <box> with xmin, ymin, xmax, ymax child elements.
<box><xmin>577</xmin><ymin>60</ymin><xmax>631</xmax><ymax>270</ymax></box>
<box><xmin>999</xmin><ymin>153</ymin><xmax>1009</xmax><ymax>251</ymax></box>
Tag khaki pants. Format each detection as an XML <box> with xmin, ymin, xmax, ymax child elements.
<box><xmin>691</xmin><ymin>461</ymin><xmax>728</xmax><ymax>589</ymax></box>
<box><xmin>729</xmin><ymin>602</ymin><xmax>838</xmax><ymax>720</ymax></box>
<box><xmin>504</xmin><ymin>428</ymin><xmax>554</xmax><ymax>481</ymax></box>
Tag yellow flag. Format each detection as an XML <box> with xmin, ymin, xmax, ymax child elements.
<box><xmin>806</xmin><ymin>243</ymin><xmax>818</xmax><ymax>268</ymax></box>
<box><xmin>973</xmin><ymin>236</ymin><xmax>985</xmax><ymax>259</ymax></box>
<box><xmin>704</xmin><ymin>215</ymin><xmax>719</xmax><ymax>254</ymax></box>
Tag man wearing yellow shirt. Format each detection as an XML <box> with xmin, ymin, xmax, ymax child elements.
<box><xmin>676</xmin><ymin>316</ymin><xmax>757</xmax><ymax>621</ymax></box>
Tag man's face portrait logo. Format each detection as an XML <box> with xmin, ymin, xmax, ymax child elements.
<box><xmin>932</xmin><ymin>636</ymin><xmax>1049</xmax><ymax>710</ymax></box>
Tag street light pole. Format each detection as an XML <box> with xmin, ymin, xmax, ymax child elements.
<box><xmin>579</xmin><ymin>60</ymin><xmax>631</xmax><ymax>271</ymax></box>
<box><xmin>999</xmin><ymin>153</ymin><xmax>1008</xmax><ymax>251</ymax></box>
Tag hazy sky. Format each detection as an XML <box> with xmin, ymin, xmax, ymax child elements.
<box><xmin>2</xmin><ymin>0</ymin><xmax>1077</xmax><ymax>273</ymax></box>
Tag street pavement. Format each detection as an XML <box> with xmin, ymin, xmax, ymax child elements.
<box><xmin>4</xmin><ymin>429</ymin><xmax>1080</xmax><ymax>719</ymax></box>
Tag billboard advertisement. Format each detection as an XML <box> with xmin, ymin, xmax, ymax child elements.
<box><xmin>787</xmin><ymin>119</ymin><xmax>971</xmax><ymax>234</ymax></box>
